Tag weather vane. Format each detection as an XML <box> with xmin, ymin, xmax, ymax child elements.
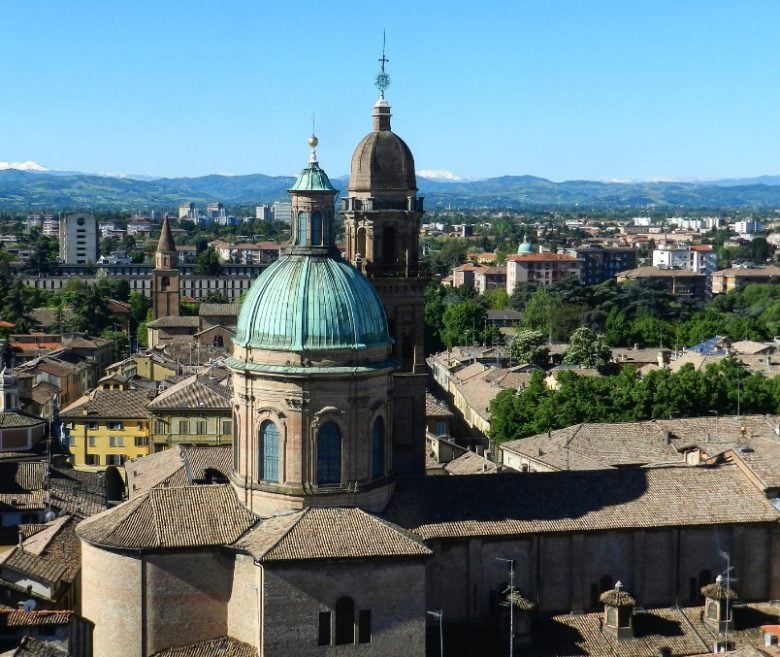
<box><xmin>375</xmin><ymin>30</ymin><xmax>390</xmax><ymax>97</ymax></box>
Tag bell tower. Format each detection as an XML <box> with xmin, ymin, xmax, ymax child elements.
<box><xmin>152</xmin><ymin>216</ymin><xmax>180</xmax><ymax>319</ymax></box>
<box><xmin>342</xmin><ymin>44</ymin><xmax>427</xmax><ymax>475</ymax></box>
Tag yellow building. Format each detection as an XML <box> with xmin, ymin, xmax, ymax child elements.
<box><xmin>147</xmin><ymin>372</ymin><xmax>231</xmax><ymax>452</ymax></box>
<box><xmin>60</xmin><ymin>389</ymin><xmax>153</xmax><ymax>469</ymax></box>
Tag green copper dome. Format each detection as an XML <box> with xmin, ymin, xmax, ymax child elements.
<box><xmin>517</xmin><ymin>241</ymin><xmax>535</xmax><ymax>254</ymax></box>
<box><xmin>289</xmin><ymin>159</ymin><xmax>337</xmax><ymax>193</ymax></box>
<box><xmin>235</xmin><ymin>254</ymin><xmax>391</xmax><ymax>351</ymax></box>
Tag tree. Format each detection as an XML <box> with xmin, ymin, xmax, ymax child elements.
<box><xmin>24</xmin><ymin>236</ymin><xmax>58</xmax><ymax>275</ymax></box>
<box><xmin>194</xmin><ymin>247</ymin><xmax>222</xmax><ymax>275</ymax></box>
<box><xmin>100</xmin><ymin>236</ymin><xmax>117</xmax><ymax>257</ymax></box>
<box><xmin>441</xmin><ymin>299</ymin><xmax>491</xmax><ymax>348</ymax></box>
<box><xmin>508</xmin><ymin>329</ymin><xmax>549</xmax><ymax>367</ymax></box>
<box><xmin>562</xmin><ymin>327</ymin><xmax>612</xmax><ymax>369</ymax></box>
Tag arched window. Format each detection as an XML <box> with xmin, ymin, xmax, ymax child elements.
<box><xmin>161</xmin><ymin>275</ymin><xmax>170</xmax><ymax>290</ymax></box>
<box><xmin>259</xmin><ymin>420</ymin><xmax>279</xmax><ymax>482</ymax></box>
<box><xmin>311</xmin><ymin>211</ymin><xmax>322</xmax><ymax>246</ymax></box>
<box><xmin>357</xmin><ymin>227</ymin><xmax>367</xmax><ymax>259</ymax></box>
<box><xmin>335</xmin><ymin>596</ymin><xmax>354</xmax><ymax>645</ymax></box>
<box><xmin>317</xmin><ymin>422</ymin><xmax>341</xmax><ymax>485</ymax></box>
<box><xmin>371</xmin><ymin>417</ymin><xmax>385</xmax><ymax>479</ymax></box>
<box><xmin>297</xmin><ymin>211</ymin><xmax>309</xmax><ymax>245</ymax></box>
<box><xmin>382</xmin><ymin>226</ymin><xmax>396</xmax><ymax>264</ymax></box>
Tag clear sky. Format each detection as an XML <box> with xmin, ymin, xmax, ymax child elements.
<box><xmin>1</xmin><ymin>0</ymin><xmax>779</xmax><ymax>182</ymax></box>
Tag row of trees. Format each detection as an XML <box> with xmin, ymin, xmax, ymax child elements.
<box><xmin>489</xmin><ymin>358</ymin><xmax>776</xmax><ymax>443</ymax></box>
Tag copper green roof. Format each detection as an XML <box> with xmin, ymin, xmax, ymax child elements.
<box><xmin>235</xmin><ymin>254</ymin><xmax>391</xmax><ymax>352</ymax></box>
<box><xmin>289</xmin><ymin>161</ymin><xmax>337</xmax><ymax>193</ymax></box>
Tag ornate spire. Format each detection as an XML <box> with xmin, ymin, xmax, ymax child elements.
<box><xmin>309</xmin><ymin>113</ymin><xmax>319</xmax><ymax>163</ymax></box>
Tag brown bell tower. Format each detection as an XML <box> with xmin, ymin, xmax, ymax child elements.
<box><xmin>152</xmin><ymin>216</ymin><xmax>180</xmax><ymax>319</ymax></box>
<box><xmin>342</xmin><ymin>53</ymin><xmax>427</xmax><ymax>475</ymax></box>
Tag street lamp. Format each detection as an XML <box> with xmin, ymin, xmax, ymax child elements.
<box><xmin>496</xmin><ymin>557</ymin><xmax>516</xmax><ymax>657</ymax></box>
<box><xmin>426</xmin><ymin>609</ymin><xmax>443</xmax><ymax>657</ymax></box>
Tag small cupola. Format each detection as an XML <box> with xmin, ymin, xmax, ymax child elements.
<box><xmin>701</xmin><ymin>575</ymin><xmax>737</xmax><ymax>633</ymax></box>
<box><xmin>599</xmin><ymin>580</ymin><xmax>636</xmax><ymax>640</ymax></box>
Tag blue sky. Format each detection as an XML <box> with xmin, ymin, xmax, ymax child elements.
<box><xmin>1</xmin><ymin>0</ymin><xmax>779</xmax><ymax>181</ymax></box>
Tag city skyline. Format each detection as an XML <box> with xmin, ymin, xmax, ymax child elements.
<box><xmin>2</xmin><ymin>0</ymin><xmax>779</xmax><ymax>182</ymax></box>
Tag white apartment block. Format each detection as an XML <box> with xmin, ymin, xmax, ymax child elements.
<box><xmin>652</xmin><ymin>242</ymin><xmax>717</xmax><ymax>277</ymax></box>
<box><xmin>272</xmin><ymin>201</ymin><xmax>292</xmax><ymax>224</ymax></box>
<box><xmin>59</xmin><ymin>213</ymin><xmax>98</xmax><ymax>265</ymax></box>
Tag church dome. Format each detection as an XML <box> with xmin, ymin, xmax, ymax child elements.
<box><xmin>235</xmin><ymin>254</ymin><xmax>391</xmax><ymax>352</ymax></box>
<box><xmin>517</xmin><ymin>241</ymin><xmax>535</xmax><ymax>254</ymax></box>
<box><xmin>348</xmin><ymin>99</ymin><xmax>417</xmax><ymax>195</ymax></box>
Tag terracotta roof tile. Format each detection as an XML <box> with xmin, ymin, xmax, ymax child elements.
<box><xmin>1</xmin><ymin>548</ymin><xmax>68</xmax><ymax>585</ymax></box>
<box><xmin>0</xmin><ymin>609</ymin><xmax>73</xmax><ymax>628</ymax></box>
<box><xmin>235</xmin><ymin>507</ymin><xmax>431</xmax><ymax>562</ymax></box>
<box><xmin>0</xmin><ymin>463</ymin><xmax>45</xmax><ymax>491</ymax></box>
<box><xmin>444</xmin><ymin>451</ymin><xmax>498</xmax><ymax>475</ymax></box>
<box><xmin>385</xmin><ymin>465</ymin><xmax>778</xmax><ymax>541</ymax></box>
<box><xmin>0</xmin><ymin>635</ymin><xmax>70</xmax><ymax>657</ymax></box>
<box><xmin>147</xmin><ymin>374</ymin><xmax>230</xmax><ymax>411</ymax></box>
<box><xmin>60</xmin><ymin>389</ymin><xmax>152</xmax><ymax>420</ymax></box>
<box><xmin>146</xmin><ymin>316</ymin><xmax>200</xmax><ymax>329</ymax></box>
<box><xmin>77</xmin><ymin>485</ymin><xmax>256</xmax><ymax>550</ymax></box>
<box><xmin>149</xmin><ymin>636</ymin><xmax>257</xmax><ymax>657</ymax></box>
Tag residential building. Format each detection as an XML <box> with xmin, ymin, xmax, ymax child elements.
<box><xmin>505</xmin><ymin>252</ymin><xmax>580</xmax><ymax>293</ymax></box>
<box><xmin>711</xmin><ymin>265</ymin><xmax>780</xmax><ymax>293</ymax></box>
<box><xmin>255</xmin><ymin>204</ymin><xmax>271</xmax><ymax>221</ymax></box>
<box><xmin>147</xmin><ymin>372</ymin><xmax>232</xmax><ymax>451</ymax></box>
<box><xmin>271</xmin><ymin>201</ymin><xmax>292</xmax><ymax>224</ymax></box>
<box><xmin>652</xmin><ymin>241</ymin><xmax>717</xmax><ymax>277</ymax></box>
<box><xmin>473</xmin><ymin>265</ymin><xmax>506</xmax><ymax>293</ymax></box>
<box><xmin>61</xmin><ymin>389</ymin><xmax>153</xmax><ymax>468</ymax></box>
<box><xmin>178</xmin><ymin>202</ymin><xmax>196</xmax><ymax>220</ymax></box>
<box><xmin>209</xmin><ymin>240</ymin><xmax>283</xmax><ymax>265</ymax></box>
<box><xmin>734</xmin><ymin>219</ymin><xmax>765</xmax><ymax>239</ymax></box>
<box><xmin>574</xmin><ymin>245</ymin><xmax>637</xmax><ymax>286</ymax></box>
<box><xmin>616</xmin><ymin>265</ymin><xmax>707</xmax><ymax>299</ymax></box>
<box><xmin>58</xmin><ymin>214</ymin><xmax>97</xmax><ymax>265</ymax></box>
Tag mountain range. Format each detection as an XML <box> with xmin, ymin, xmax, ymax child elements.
<box><xmin>4</xmin><ymin>166</ymin><xmax>780</xmax><ymax>211</ymax></box>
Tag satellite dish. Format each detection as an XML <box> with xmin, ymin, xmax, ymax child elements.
<box><xmin>23</xmin><ymin>599</ymin><xmax>36</xmax><ymax>612</ymax></box>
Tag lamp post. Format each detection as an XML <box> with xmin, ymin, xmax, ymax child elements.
<box><xmin>496</xmin><ymin>557</ymin><xmax>516</xmax><ymax>657</ymax></box>
<box><xmin>426</xmin><ymin>609</ymin><xmax>443</xmax><ymax>657</ymax></box>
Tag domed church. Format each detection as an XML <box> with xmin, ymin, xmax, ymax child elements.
<box><xmin>75</xmin><ymin>63</ymin><xmax>780</xmax><ymax>657</ymax></box>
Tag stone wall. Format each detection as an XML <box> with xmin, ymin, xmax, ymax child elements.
<box><xmin>262</xmin><ymin>559</ymin><xmax>426</xmax><ymax>657</ymax></box>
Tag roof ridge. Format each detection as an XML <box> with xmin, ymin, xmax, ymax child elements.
<box><xmin>148</xmin><ymin>489</ymin><xmax>165</xmax><ymax>547</ymax></box>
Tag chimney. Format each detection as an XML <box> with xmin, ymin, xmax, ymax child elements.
<box><xmin>599</xmin><ymin>581</ymin><xmax>636</xmax><ymax>640</ymax></box>
<box><xmin>701</xmin><ymin>575</ymin><xmax>736</xmax><ymax>634</ymax></box>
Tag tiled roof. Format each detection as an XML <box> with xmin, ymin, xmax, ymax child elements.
<box><xmin>30</xmin><ymin>382</ymin><xmax>60</xmax><ymax>405</ymax></box>
<box><xmin>198</xmin><ymin>304</ymin><xmax>239</xmax><ymax>317</ymax></box>
<box><xmin>444</xmin><ymin>451</ymin><xmax>498</xmax><ymax>475</ymax></box>
<box><xmin>425</xmin><ymin>393</ymin><xmax>453</xmax><ymax>418</ymax></box>
<box><xmin>0</xmin><ymin>412</ymin><xmax>45</xmax><ymax>428</ymax></box>
<box><xmin>0</xmin><ymin>462</ymin><xmax>45</xmax><ymax>491</ymax></box>
<box><xmin>528</xmin><ymin>603</ymin><xmax>780</xmax><ymax>657</ymax></box>
<box><xmin>147</xmin><ymin>374</ymin><xmax>230</xmax><ymax>411</ymax></box>
<box><xmin>60</xmin><ymin>389</ymin><xmax>152</xmax><ymax>420</ymax></box>
<box><xmin>385</xmin><ymin>465</ymin><xmax>779</xmax><ymax>541</ymax></box>
<box><xmin>147</xmin><ymin>316</ymin><xmax>201</xmax><ymax>328</ymax></box>
<box><xmin>1</xmin><ymin>548</ymin><xmax>68</xmax><ymax>586</ymax></box>
<box><xmin>235</xmin><ymin>507</ymin><xmax>431</xmax><ymax>562</ymax></box>
<box><xmin>0</xmin><ymin>635</ymin><xmax>70</xmax><ymax>657</ymax></box>
<box><xmin>715</xmin><ymin>265</ymin><xmax>780</xmax><ymax>277</ymax></box>
<box><xmin>20</xmin><ymin>516</ymin><xmax>81</xmax><ymax>585</ymax></box>
<box><xmin>77</xmin><ymin>485</ymin><xmax>256</xmax><ymax>550</ymax></box>
<box><xmin>0</xmin><ymin>608</ymin><xmax>73</xmax><ymax>627</ymax></box>
<box><xmin>126</xmin><ymin>445</ymin><xmax>232</xmax><ymax>498</ymax></box>
<box><xmin>149</xmin><ymin>636</ymin><xmax>258</xmax><ymax>657</ymax></box>
<box><xmin>0</xmin><ymin>491</ymin><xmax>46</xmax><ymax>512</ymax></box>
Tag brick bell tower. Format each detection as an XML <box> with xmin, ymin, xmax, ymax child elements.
<box><xmin>152</xmin><ymin>216</ymin><xmax>180</xmax><ymax>319</ymax></box>
<box><xmin>342</xmin><ymin>47</ymin><xmax>427</xmax><ymax>475</ymax></box>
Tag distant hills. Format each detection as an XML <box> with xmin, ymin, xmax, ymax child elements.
<box><xmin>3</xmin><ymin>167</ymin><xmax>780</xmax><ymax>211</ymax></box>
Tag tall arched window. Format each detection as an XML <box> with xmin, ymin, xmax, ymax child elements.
<box><xmin>317</xmin><ymin>422</ymin><xmax>341</xmax><ymax>485</ymax></box>
<box><xmin>335</xmin><ymin>596</ymin><xmax>355</xmax><ymax>645</ymax></box>
<box><xmin>297</xmin><ymin>211</ymin><xmax>309</xmax><ymax>245</ymax></box>
<box><xmin>356</xmin><ymin>228</ymin><xmax>367</xmax><ymax>258</ymax></box>
<box><xmin>311</xmin><ymin>211</ymin><xmax>322</xmax><ymax>246</ymax></box>
<box><xmin>259</xmin><ymin>420</ymin><xmax>279</xmax><ymax>482</ymax></box>
<box><xmin>371</xmin><ymin>417</ymin><xmax>385</xmax><ymax>479</ymax></box>
<box><xmin>382</xmin><ymin>226</ymin><xmax>397</xmax><ymax>264</ymax></box>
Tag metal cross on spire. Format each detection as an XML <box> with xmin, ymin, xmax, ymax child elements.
<box><xmin>375</xmin><ymin>30</ymin><xmax>391</xmax><ymax>98</ymax></box>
